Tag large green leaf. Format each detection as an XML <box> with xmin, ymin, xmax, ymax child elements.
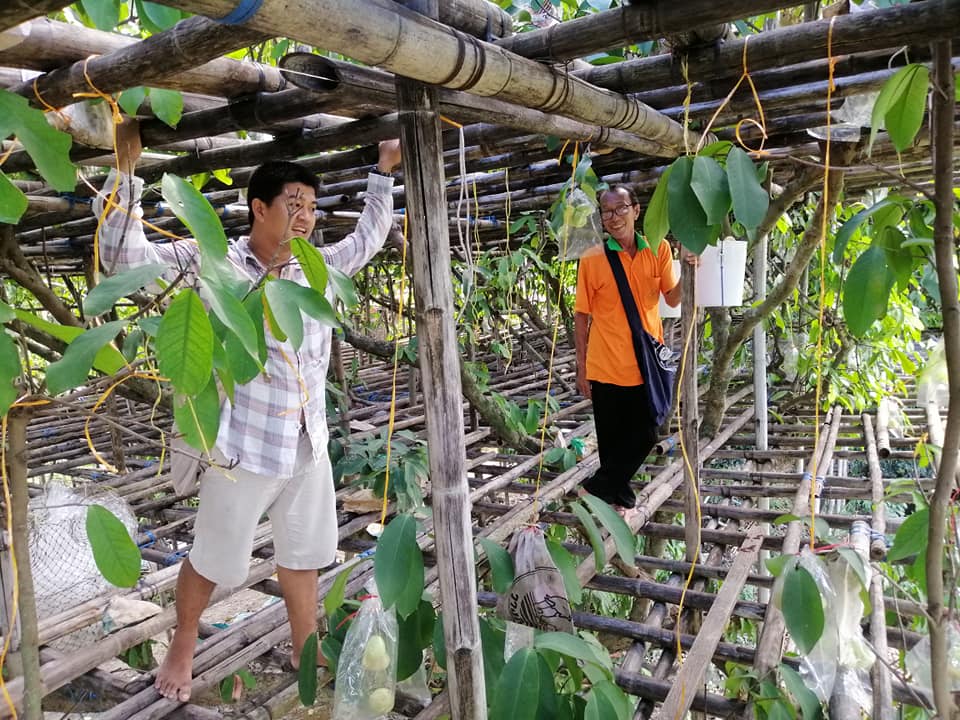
<box><xmin>545</xmin><ymin>537</ymin><xmax>582</xmax><ymax>604</ymax></box>
<box><xmin>291</xmin><ymin>237</ymin><xmax>328</xmax><ymax>294</ymax></box>
<box><xmin>667</xmin><ymin>155</ymin><xmax>719</xmax><ymax>254</ymax></box>
<box><xmin>282</xmin><ymin>283</ymin><xmax>339</xmax><ymax>327</ymax></box>
<box><xmin>136</xmin><ymin>0</ymin><xmax>184</xmax><ymax>31</ymax></box>
<box><xmin>534</xmin><ymin>632</ymin><xmax>612</xmax><ymax>673</ymax></box>
<box><xmin>869</xmin><ymin>64</ymin><xmax>929</xmax><ymax>155</ymax></box>
<box><xmin>690</xmin><ymin>155</ymin><xmax>730</xmax><ymax>226</ymax></box>
<box><xmin>264</xmin><ymin>279</ymin><xmax>305</xmax><ymax>349</ymax></box>
<box><xmin>323</xmin><ymin>567</ymin><xmax>350</xmax><ymax>619</ymax></box>
<box><xmin>396</xmin><ymin>599</ymin><xmax>434</xmax><ymax>681</ymax></box>
<box><xmin>150</xmin><ymin>88</ymin><xmax>184</xmax><ymax>129</ymax></box>
<box><xmin>86</xmin><ymin>504</ymin><xmax>140</xmax><ymax>587</ymax></box>
<box><xmin>887</xmin><ymin>506</ymin><xmax>929</xmax><ymax>562</ymax></box>
<box><xmin>0</xmin><ymin>332</ymin><xmax>21</xmax><ymax>417</ymax></box>
<box><xmin>83</xmin><ymin>263</ymin><xmax>168</xmax><ymax>317</ymax></box>
<box><xmin>297</xmin><ymin>632</ymin><xmax>318</xmax><ymax>706</ymax></box>
<box><xmin>832</xmin><ymin>200</ymin><xmax>898</xmax><ymax>263</ymax></box>
<box><xmin>590</xmin><ymin>679</ymin><xmax>631</xmax><ymax>720</ymax></box>
<box><xmin>579</xmin><ymin>493</ymin><xmax>636</xmax><ymax>567</ymax></box>
<box><xmin>570</xmin><ymin>500</ymin><xmax>607</xmax><ymax>571</ymax></box>
<box><xmin>46</xmin><ymin>319</ymin><xmax>127</xmax><ymax>395</ymax></box>
<box><xmin>204</xmin><ymin>277</ymin><xmax>262</xmax><ymax>368</ymax></box>
<box><xmin>727</xmin><ymin>146</ymin><xmax>769</xmax><ymax>230</ymax></box>
<box><xmin>584</xmin><ymin>682</ymin><xmax>621</xmax><ymax>720</ymax></box>
<box><xmin>13</xmin><ymin>308</ymin><xmax>124</xmax><ymax>376</ymax></box>
<box><xmin>781</xmin><ymin>664</ymin><xmax>824</xmax><ymax>720</ymax></box>
<box><xmin>0</xmin><ymin>171</ymin><xmax>28</xmax><ymax>224</ymax></box>
<box><xmin>432</xmin><ymin>611</ymin><xmax>447</xmax><ymax>671</ymax></box>
<box><xmin>173</xmin><ymin>377</ymin><xmax>220</xmax><ymax>452</ymax></box>
<box><xmin>161</xmin><ymin>173</ymin><xmax>227</xmax><ymax>262</ymax></box>
<box><xmin>327</xmin><ymin>266</ymin><xmax>359</xmax><ymax>307</ymax></box>
<box><xmin>374</xmin><ymin>514</ymin><xmax>424</xmax><ymax>618</ymax></box>
<box><xmin>642</xmin><ymin>165</ymin><xmax>672</xmax><ymax>253</ymax></box>
<box><xmin>80</xmin><ymin>0</ymin><xmax>121</xmax><ymax>30</ymax></box>
<box><xmin>156</xmin><ymin>289</ymin><xmax>214</xmax><ymax>395</ymax></box>
<box><xmin>0</xmin><ymin>91</ymin><xmax>75</xmax><ymax>191</ymax></box>
<box><xmin>117</xmin><ymin>86</ymin><xmax>147</xmax><ymax>117</ymax></box>
<box><xmin>479</xmin><ymin>537</ymin><xmax>515</xmax><ymax>594</ymax></box>
<box><xmin>488</xmin><ymin>647</ymin><xmax>541</xmax><ymax>720</ymax></box>
<box><xmin>842</xmin><ymin>245</ymin><xmax>895</xmax><ymax>336</ymax></box>
<box><xmin>782</xmin><ymin>565</ymin><xmax>824</xmax><ymax>654</ymax></box>
<box><xmin>878</xmin><ymin>226</ymin><xmax>915</xmax><ymax>290</ymax></box>
<box><xmin>480</xmin><ymin>616</ymin><xmax>507</xmax><ymax>706</ymax></box>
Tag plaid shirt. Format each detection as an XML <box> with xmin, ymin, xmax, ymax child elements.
<box><xmin>95</xmin><ymin>169</ymin><xmax>394</xmax><ymax>477</ymax></box>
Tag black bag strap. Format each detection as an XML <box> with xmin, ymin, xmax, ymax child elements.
<box><xmin>603</xmin><ymin>244</ymin><xmax>647</xmax><ymax>365</ymax></box>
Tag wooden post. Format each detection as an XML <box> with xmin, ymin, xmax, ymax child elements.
<box><xmin>6</xmin><ymin>407</ymin><xmax>42</xmax><ymax>720</ymax></box>
<box><xmin>680</xmin><ymin>260</ymin><xmax>700</xmax><ymax>565</ymax></box>
<box><xmin>396</xmin><ymin>2</ymin><xmax>486</xmax><ymax>718</ymax></box>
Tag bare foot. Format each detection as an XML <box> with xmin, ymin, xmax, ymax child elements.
<box><xmin>616</xmin><ymin>505</ymin><xmax>641</xmax><ymax>524</ymax></box>
<box><xmin>155</xmin><ymin>631</ymin><xmax>195</xmax><ymax>702</ymax></box>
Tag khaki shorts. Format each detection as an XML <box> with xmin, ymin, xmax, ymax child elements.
<box><xmin>189</xmin><ymin>435</ymin><xmax>338</xmax><ymax>587</ymax></box>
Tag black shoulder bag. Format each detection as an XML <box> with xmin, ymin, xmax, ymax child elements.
<box><xmin>603</xmin><ymin>245</ymin><xmax>677</xmax><ymax>426</ymax></box>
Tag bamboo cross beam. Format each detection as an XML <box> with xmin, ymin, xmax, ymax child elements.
<box><xmin>145</xmin><ymin>0</ymin><xmax>697</xmax><ymax>154</ymax></box>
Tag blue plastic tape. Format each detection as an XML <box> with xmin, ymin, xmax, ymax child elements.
<box><xmin>218</xmin><ymin>0</ymin><xmax>264</xmax><ymax>25</ymax></box>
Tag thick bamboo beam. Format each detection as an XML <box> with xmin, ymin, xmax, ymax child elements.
<box><xmin>148</xmin><ymin>0</ymin><xmax>695</xmax><ymax>153</ymax></box>
<box><xmin>0</xmin><ymin>0</ymin><xmax>70</xmax><ymax>33</ymax></box>
<box><xmin>396</xmin><ymin>3</ymin><xmax>486</xmax><ymax>716</ymax></box>
<box><xmin>493</xmin><ymin>0</ymin><xmax>794</xmax><ymax>61</ymax></box>
<box><xmin>680</xmin><ymin>248</ymin><xmax>700</xmax><ymax>564</ymax></box>
<box><xmin>396</xmin><ymin>0</ymin><xmax>513</xmax><ymax>39</ymax></box>
<box><xmin>575</xmin><ymin>0</ymin><xmax>960</xmax><ymax>93</ymax></box>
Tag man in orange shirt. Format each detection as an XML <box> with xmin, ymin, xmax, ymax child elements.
<box><xmin>574</xmin><ymin>184</ymin><xmax>682</xmax><ymax>508</ymax></box>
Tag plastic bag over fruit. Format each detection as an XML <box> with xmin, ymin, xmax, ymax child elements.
<box><xmin>497</xmin><ymin>525</ymin><xmax>574</xmax><ymax>633</ymax></box>
<box><xmin>557</xmin><ymin>187</ymin><xmax>603</xmax><ymax>261</ymax></box>
<box><xmin>333</xmin><ymin>595</ymin><xmax>399</xmax><ymax>720</ymax></box>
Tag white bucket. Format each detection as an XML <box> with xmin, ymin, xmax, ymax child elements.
<box><xmin>697</xmin><ymin>237</ymin><xmax>747</xmax><ymax>307</ymax></box>
<box><xmin>659</xmin><ymin>259</ymin><xmax>681</xmax><ymax>318</ymax></box>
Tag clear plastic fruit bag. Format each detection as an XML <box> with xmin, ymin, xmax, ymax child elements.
<box><xmin>333</xmin><ymin>596</ymin><xmax>399</xmax><ymax>720</ymax></box>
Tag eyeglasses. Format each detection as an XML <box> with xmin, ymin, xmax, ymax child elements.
<box><xmin>600</xmin><ymin>204</ymin><xmax>636</xmax><ymax>221</ymax></box>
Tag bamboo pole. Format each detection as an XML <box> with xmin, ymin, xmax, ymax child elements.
<box><xmin>395</xmin><ymin>3</ymin><xmax>486</xmax><ymax>715</ymax></box>
<box><xmin>148</xmin><ymin>0</ymin><xmax>695</xmax><ymax>153</ymax></box>
<box><xmin>396</xmin><ymin>0</ymin><xmax>513</xmax><ymax>39</ymax></box>
<box><xmin>925</xmin><ymin>38</ymin><xmax>960</xmax><ymax>720</ymax></box>
<box><xmin>680</xmin><ymin>247</ymin><xmax>701</xmax><ymax>565</ymax></box>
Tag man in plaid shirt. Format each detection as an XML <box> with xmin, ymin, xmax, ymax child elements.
<box><xmin>96</xmin><ymin>120</ymin><xmax>401</xmax><ymax>702</ymax></box>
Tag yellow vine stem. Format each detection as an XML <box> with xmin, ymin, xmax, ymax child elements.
<box><xmin>0</xmin><ymin>415</ymin><xmax>18</xmax><ymax>719</ymax></box>
<box><xmin>532</xmin><ymin>143</ymin><xmax>579</xmax><ymax>519</ymax></box>
<box><xmin>694</xmin><ymin>35</ymin><xmax>769</xmax><ymax>155</ymax></box>
<box><xmin>380</xmin><ymin>211</ymin><xmax>410</xmax><ymax>527</ymax></box>
<box><xmin>811</xmin><ymin>18</ymin><xmax>837</xmax><ymax>552</ymax></box>
<box><xmin>672</xmin><ymin>289</ymin><xmax>704</xmax><ymax>714</ymax></box>
<box><xmin>83</xmin><ymin>371</ymin><xmax>166</xmax><ymax>474</ymax></box>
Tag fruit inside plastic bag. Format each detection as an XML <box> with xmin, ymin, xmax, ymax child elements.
<box><xmin>333</xmin><ymin>596</ymin><xmax>399</xmax><ymax>720</ymax></box>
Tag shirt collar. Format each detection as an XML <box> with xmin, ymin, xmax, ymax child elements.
<box><xmin>605</xmin><ymin>232</ymin><xmax>649</xmax><ymax>253</ymax></box>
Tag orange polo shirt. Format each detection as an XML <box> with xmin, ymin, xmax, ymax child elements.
<box><xmin>575</xmin><ymin>235</ymin><xmax>678</xmax><ymax>386</ymax></box>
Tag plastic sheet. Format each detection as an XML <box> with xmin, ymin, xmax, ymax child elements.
<box><xmin>333</xmin><ymin>596</ymin><xmax>399</xmax><ymax>720</ymax></box>
<box><xmin>905</xmin><ymin>621</ymin><xmax>960</xmax><ymax>695</ymax></box>
<box><xmin>557</xmin><ymin>187</ymin><xmax>603</xmax><ymax>261</ymax></box>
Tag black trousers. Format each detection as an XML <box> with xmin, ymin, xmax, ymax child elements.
<box><xmin>582</xmin><ymin>381</ymin><xmax>659</xmax><ymax>507</ymax></box>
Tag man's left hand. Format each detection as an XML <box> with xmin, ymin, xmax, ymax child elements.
<box><xmin>377</xmin><ymin>139</ymin><xmax>401</xmax><ymax>174</ymax></box>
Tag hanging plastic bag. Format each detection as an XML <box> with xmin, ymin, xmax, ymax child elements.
<box><xmin>333</xmin><ymin>596</ymin><xmax>399</xmax><ymax>720</ymax></box>
<box><xmin>497</xmin><ymin>526</ymin><xmax>574</xmax><ymax>634</ymax></box>
<box><xmin>557</xmin><ymin>187</ymin><xmax>602</xmax><ymax>261</ymax></box>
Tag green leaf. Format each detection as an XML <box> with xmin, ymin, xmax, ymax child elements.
<box><xmin>579</xmin><ymin>493</ymin><xmax>636</xmax><ymax>567</ymax></box>
<box><xmin>534</xmin><ymin>632</ymin><xmax>611</xmax><ymax>673</ymax></box>
<box><xmin>156</xmin><ymin>289</ymin><xmax>214</xmax><ymax>395</ymax></box>
<box><xmin>642</xmin><ymin>165</ymin><xmax>672</xmax><ymax>253</ymax></box>
<box><xmin>173</xmin><ymin>376</ymin><xmax>220</xmax><ymax>452</ymax></box>
<box><xmin>843</xmin><ymin>245</ymin><xmax>895</xmax><ymax>336</ymax></box>
<box><xmin>879</xmin><ymin>226</ymin><xmax>914</xmax><ymax>290</ymax></box>
<box><xmin>297</xmin><ymin>632</ymin><xmax>318</xmax><ymax>706</ymax></box>
<box><xmin>479</xmin><ymin>538</ymin><xmax>515</xmax><ymax>595</ymax></box>
<box><xmin>0</xmin><ymin>332</ymin><xmax>21</xmax><ymax>417</ymax></box>
<box><xmin>0</xmin><ymin>91</ymin><xmax>75</xmax><ymax>191</ymax></box>
<box><xmin>480</xmin><ymin>616</ymin><xmax>506</xmax><ymax>706</ymax></box>
<box><xmin>432</xmin><ymin>611</ymin><xmax>446</xmax><ymax>670</ymax></box>
<box><xmin>80</xmin><ymin>0</ymin><xmax>120</xmax><ymax>30</ymax></box>
<box><xmin>591</xmin><ymin>679</ymin><xmax>631</xmax><ymax>719</ymax></box>
<box><xmin>836</xmin><ymin>547</ymin><xmax>868</xmax><ymax>590</ymax></box>
<box><xmin>149</xmin><ymin>88</ymin><xmax>183</xmax><ymax>129</ymax></box>
<box><xmin>281</xmin><ymin>283</ymin><xmax>339</xmax><ymax>327</ymax></box>
<box><xmin>727</xmin><ymin>146</ymin><xmax>769</xmax><ymax>229</ymax></box>
<box><xmin>570</xmin><ymin>500</ymin><xmax>606</xmax><ymax>571</ymax></box>
<box><xmin>584</xmin><ymin>682</ymin><xmax>621</xmax><ymax>720</ymax></box>
<box><xmin>320</xmin><ymin>633</ymin><xmax>342</xmax><ymax>675</ymax></box>
<box><xmin>45</xmin><ymin>319</ymin><xmax>126</xmax><ymax>395</ymax></box>
<box><xmin>887</xmin><ymin>506</ymin><xmax>929</xmax><ymax>562</ymax></box>
<box><xmin>690</xmin><ymin>155</ymin><xmax>730</xmax><ymax>225</ymax></box>
<box><xmin>237</xmin><ymin>669</ymin><xmax>256</xmax><ymax>690</ymax></box>
<box><xmin>136</xmin><ymin>0</ymin><xmax>183</xmax><ymax>31</ymax></box>
<box><xmin>219</xmin><ymin>674</ymin><xmax>235</xmax><ymax>703</ymax></box>
<box><xmin>667</xmin><ymin>155</ymin><xmax>719</xmax><ymax>254</ymax></box>
<box><xmin>397</xmin><ymin>599</ymin><xmax>434</xmax><ymax>681</ymax></box>
<box><xmin>327</xmin><ymin>266</ymin><xmax>359</xmax><ymax>307</ymax></box>
<box><xmin>14</xmin><ymin>308</ymin><xmax>124</xmax><ymax>376</ymax></box>
<box><xmin>489</xmin><ymin>647</ymin><xmax>540</xmax><ymax>720</ymax></box>
<box><xmin>832</xmin><ymin>200</ymin><xmax>898</xmax><ymax>263</ymax></box>
<box><xmin>86</xmin><ymin>504</ymin><xmax>140</xmax><ymax>587</ymax></box>
<box><xmin>204</xmin><ymin>277</ymin><xmax>262</xmax><ymax>368</ymax></box>
<box><xmin>0</xmin><ymin>300</ymin><xmax>14</xmax><ymax>323</ymax></box>
<box><xmin>765</xmin><ymin>554</ymin><xmax>792</xmax><ymax>577</ymax></box>
<box><xmin>84</xmin><ymin>263</ymin><xmax>167</xmax><ymax>317</ymax></box>
<box><xmin>884</xmin><ymin>65</ymin><xmax>929</xmax><ymax>152</ymax></box>
<box><xmin>782</xmin><ymin>565</ymin><xmax>824</xmax><ymax>654</ymax></box>
<box><xmin>374</xmin><ymin>514</ymin><xmax>424</xmax><ymax>618</ymax></box>
<box><xmin>291</xmin><ymin>237</ymin><xmax>329</xmax><ymax>294</ymax></box>
<box><xmin>264</xmin><ymin>279</ymin><xmax>305</xmax><ymax>349</ymax></box>
<box><xmin>781</xmin><ymin>664</ymin><xmax>823</xmax><ymax>720</ymax></box>
<box><xmin>545</xmin><ymin>537</ymin><xmax>582</xmax><ymax>604</ymax></box>
<box><xmin>161</xmin><ymin>173</ymin><xmax>227</xmax><ymax>262</ymax></box>
<box><xmin>0</xmin><ymin>171</ymin><xmax>28</xmax><ymax>224</ymax></box>
<box><xmin>323</xmin><ymin>568</ymin><xmax>350</xmax><ymax>619</ymax></box>
<box><xmin>117</xmin><ymin>87</ymin><xmax>147</xmax><ymax>117</ymax></box>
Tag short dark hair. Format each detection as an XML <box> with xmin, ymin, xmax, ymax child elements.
<box><xmin>246</xmin><ymin>161</ymin><xmax>320</xmax><ymax>225</ymax></box>
<box><xmin>600</xmin><ymin>183</ymin><xmax>640</xmax><ymax>206</ymax></box>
